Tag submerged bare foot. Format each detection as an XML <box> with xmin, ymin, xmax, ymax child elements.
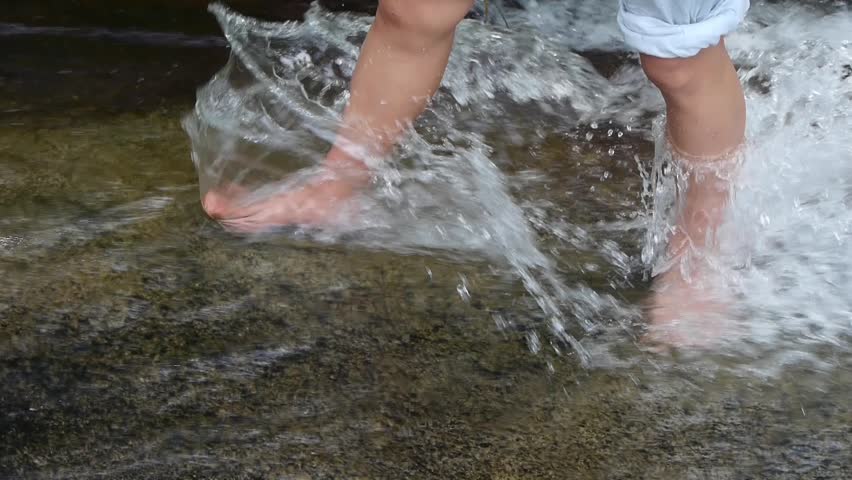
<box><xmin>643</xmin><ymin>149</ymin><xmax>743</xmax><ymax>351</ymax></box>
<box><xmin>644</xmin><ymin>260</ymin><xmax>731</xmax><ymax>351</ymax></box>
<box><xmin>202</xmin><ymin>165</ymin><xmax>369</xmax><ymax>233</ymax></box>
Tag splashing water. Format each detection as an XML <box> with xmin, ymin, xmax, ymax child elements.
<box><xmin>185</xmin><ymin>0</ymin><xmax>852</xmax><ymax>370</ymax></box>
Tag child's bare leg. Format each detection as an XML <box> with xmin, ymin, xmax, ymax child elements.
<box><xmin>204</xmin><ymin>0</ymin><xmax>474</xmax><ymax>229</ymax></box>
<box><xmin>641</xmin><ymin>40</ymin><xmax>746</xmax><ymax>346</ymax></box>
<box><xmin>643</xmin><ymin>39</ymin><xmax>745</xmax><ymax>248</ymax></box>
<box><xmin>326</xmin><ymin>0</ymin><xmax>475</xmax><ymax>168</ymax></box>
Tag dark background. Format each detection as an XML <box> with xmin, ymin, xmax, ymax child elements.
<box><xmin>0</xmin><ymin>0</ymin><xmax>845</xmax><ymax>34</ymax></box>
<box><xmin>0</xmin><ymin>0</ymin><xmax>377</xmax><ymax>34</ymax></box>
<box><xmin>0</xmin><ymin>0</ymin><xmax>847</xmax><ymax>118</ymax></box>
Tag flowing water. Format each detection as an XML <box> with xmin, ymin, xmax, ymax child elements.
<box><xmin>2</xmin><ymin>0</ymin><xmax>851</xmax><ymax>478</ymax></box>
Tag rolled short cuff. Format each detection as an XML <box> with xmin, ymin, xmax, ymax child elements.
<box><xmin>617</xmin><ymin>0</ymin><xmax>749</xmax><ymax>58</ymax></box>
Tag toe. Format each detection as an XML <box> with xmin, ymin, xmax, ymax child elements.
<box><xmin>201</xmin><ymin>190</ymin><xmax>231</xmax><ymax>220</ymax></box>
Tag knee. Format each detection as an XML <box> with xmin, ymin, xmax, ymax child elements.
<box><xmin>640</xmin><ymin>54</ymin><xmax>701</xmax><ymax>97</ymax></box>
<box><xmin>376</xmin><ymin>0</ymin><xmax>474</xmax><ymax>40</ymax></box>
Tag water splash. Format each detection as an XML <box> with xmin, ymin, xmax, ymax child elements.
<box><xmin>185</xmin><ymin>1</ymin><xmax>852</xmax><ymax>371</ymax></box>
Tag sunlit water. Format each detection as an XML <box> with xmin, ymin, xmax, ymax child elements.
<box><xmin>186</xmin><ymin>0</ymin><xmax>852</xmax><ymax>371</ymax></box>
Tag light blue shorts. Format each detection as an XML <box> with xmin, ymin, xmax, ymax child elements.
<box><xmin>617</xmin><ymin>0</ymin><xmax>750</xmax><ymax>58</ymax></box>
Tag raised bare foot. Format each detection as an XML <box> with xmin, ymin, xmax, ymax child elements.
<box><xmin>202</xmin><ymin>166</ymin><xmax>369</xmax><ymax>233</ymax></box>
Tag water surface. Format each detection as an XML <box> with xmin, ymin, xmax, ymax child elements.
<box><xmin>2</xmin><ymin>1</ymin><xmax>851</xmax><ymax>478</ymax></box>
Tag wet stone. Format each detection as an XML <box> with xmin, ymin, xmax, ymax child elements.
<box><xmin>1</xmin><ymin>102</ymin><xmax>850</xmax><ymax>479</ymax></box>
<box><xmin>2</xmin><ymin>2</ymin><xmax>852</xmax><ymax>479</ymax></box>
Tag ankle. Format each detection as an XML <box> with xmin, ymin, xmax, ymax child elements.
<box><xmin>323</xmin><ymin>148</ymin><xmax>372</xmax><ymax>185</ymax></box>
<box><xmin>667</xmin><ymin>130</ymin><xmax>745</xmax><ymax>171</ymax></box>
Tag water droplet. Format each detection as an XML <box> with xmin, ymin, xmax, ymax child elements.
<box><xmin>294</xmin><ymin>50</ymin><xmax>311</xmax><ymax>67</ymax></box>
<box><xmin>457</xmin><ymin>274</ymin><xmax>471</xmax><ymax>303</ymax></box>
<box><xmin>493</xmin><ymin>313</ymin><xmax>508</xmax><ymax>330</ymax></box>
<box><xmin>585</xmin><ymin>132</ymin><xmax>594</xmax><ymax>141</ymax></box>
<box><xmin>608</xmin><ymin>148</ymin><xmax>615</xmax><ymax>156</ymax></box>
<box><xmin>590</xmin><ymin>122</ymin><xmax>598</xmax><ymax>129</ymax></box>
<box><xmin>607</xmin><ymin>129</ymin><xmax>614</xmax><ymax>137</ymax></box>
<box><xmin>526</xmin><ymin>331</ymin><xmax>541</xmax><ymax>353</ymax></box>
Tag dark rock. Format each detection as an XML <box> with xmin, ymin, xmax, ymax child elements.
<box><xmin>0</xmin><ymin>0</ymin><xmax>374</xmax><ymax>36</ymax></box>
